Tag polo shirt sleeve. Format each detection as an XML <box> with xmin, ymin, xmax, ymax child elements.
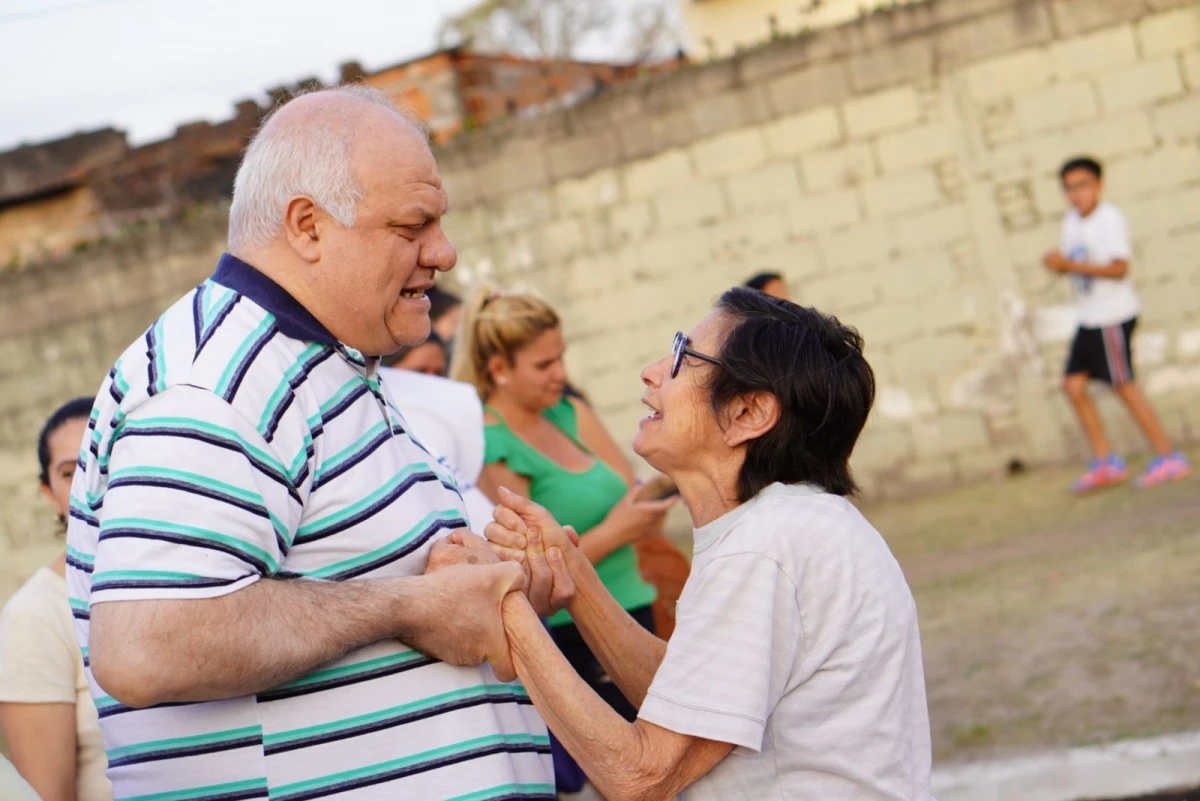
<box><xmin>638</xmin><ymin>552</ymin><xmax>802</xmax><ymax>754</ymax></box>
<box><xmin>90</xmin><ymin>385</ymin><xmax>299</xmax><ymax>605</ymax></box>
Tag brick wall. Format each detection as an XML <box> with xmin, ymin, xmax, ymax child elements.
<box><xmin>1</xmin><ymin>0</ymin><xmax>1198</xmax><ymax>604</ymax></box>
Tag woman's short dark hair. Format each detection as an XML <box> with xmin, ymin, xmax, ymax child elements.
<box><xmin>38</xmin><ymin>397</ymin><xmax>94</xmax><ymax>486</ymax></box>
<box><xmin>709</xmin><ymin>288</ymin><xmax>875</xmax><ymax>501</ymax></box>
<box><xmin>1060</xmin><ymin>156</ymin><xmax>1102</xmax><ymax>181</ymax></box>
<box><xmin>744</xmin><ymin>272</ymin><xmax>784</xmax><ymax>292</ymax></box>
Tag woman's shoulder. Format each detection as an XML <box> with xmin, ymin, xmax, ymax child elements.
<box><xmin>0</xmin><ymin>568</ymin><xmax>74</xmax><ymax>651</ymax></box>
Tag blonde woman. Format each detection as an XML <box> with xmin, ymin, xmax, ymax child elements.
<box><xmin>450</xmin><ymin>286</ymin><xmax>677</xmax><ymax>722</ymax></box>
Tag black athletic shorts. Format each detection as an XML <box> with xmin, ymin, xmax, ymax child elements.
<box><xmin>1065</xmin><ymin>317</ymin><xmax>1137</xmax><ymax>386</ymax></box>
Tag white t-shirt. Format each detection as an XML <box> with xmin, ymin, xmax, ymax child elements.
<box><xmin>378</xmin><ymin>367</ymin><xmax>495</xmax><ymax>534</ymax></box>
<box><xmin>1059</xmin><ymin>201</ymin><xmax>1140</xmax><ymax>327</ymax></box>
<box><xmin>638</xmin><ymin>483</ymin><xmax>932</xmax><ymax>801</ymax></box>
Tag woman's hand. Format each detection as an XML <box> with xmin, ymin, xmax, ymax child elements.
<box><xmin>485</xmin><ymin>488</ymin><xmax>579</xmax><ymax>617</ymax></box>
<box><xmin>600</xmin><ymin>485</ymin><xmax>680</xmax><ymax>547</ymax></box>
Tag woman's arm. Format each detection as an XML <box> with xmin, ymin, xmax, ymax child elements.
<box><xmin>476</xmin><ymin>462</ymin><xmax>532</xmax><ymax>503</ymax></box>
<box><xmin>0</xmin><ymin>703</ymin><xmax>77</xmax><ymax>801</ymax></box>
<box><xmin>502</xmin><ymin>592</ymin><xmax>733</xmax><ymax>800</ymax></box>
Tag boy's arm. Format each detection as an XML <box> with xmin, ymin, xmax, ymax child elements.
<box><xmin>1045</xmin><ymin>252</ymin><xmax>1128</xmax><ymax>279</ymax></box>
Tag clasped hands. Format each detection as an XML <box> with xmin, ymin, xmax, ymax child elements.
<box><xmin>1042</xmin><ymin>249</ymin><xmax>1073</xmax><ymax>273</ymax></box>
<box><xmin>421</xmin><ymin>488</ymin><xmax>580</xmax><ymax>681</ymax></box>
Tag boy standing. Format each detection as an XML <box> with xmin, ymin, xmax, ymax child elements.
<box><xmin>1043</xmin><ymin>156</ymin><xmax>1191</xmax><ymax>492</ymax></box>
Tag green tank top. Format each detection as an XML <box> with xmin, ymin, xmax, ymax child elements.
<box><xmin>484</xmin><ymin>397</ymin><xmax>657</xmax><ymax>628</ymax></box>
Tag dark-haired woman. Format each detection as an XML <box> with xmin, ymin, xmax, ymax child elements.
<box><xmin>0</xmin><ymin>398</ymin><xmax>112</xmax><ymax>801</ymax></box>
<box><xmin>480</xmin><ymin>288</ymin><xmax>932</xmax><ymax>800</ymax></box>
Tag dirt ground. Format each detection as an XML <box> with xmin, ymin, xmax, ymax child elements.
<box><xmin>863</xmin><ymin>445</ymin><xmax>1200</xmax><ymax>764</ymax></box>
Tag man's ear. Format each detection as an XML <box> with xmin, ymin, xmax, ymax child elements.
<box><xmin>721</xmin><ymin>391</ymin><xmax>780</xmax><ymax>448</ymax></box>
<box><xmin>283</xmin><ymin>195</ymin><xmax>322</xmax><ymax>263</ymax></box>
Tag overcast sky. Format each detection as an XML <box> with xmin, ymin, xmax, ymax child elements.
<box><xmin>0</xmin><ymin>0</ymin><xmax>654</xmax><ymax>151</ymax></box>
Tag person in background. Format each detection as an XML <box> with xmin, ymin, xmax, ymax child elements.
<box><xmin>0</xmin><ymin>398</ymin><xmax>112</xmax><ymax>801</ymax></box>
<box><xmin>1</xmin><ymin>755</ymin><xmax>42</xmax><ymax>801</ymax></box>
<box><xmin>481</xmin><ymin>288</ymin><xmax>933</xmax><ymax>800</ymax></box>
<box><xmin>1043</xmin><ymin>156</ymin><xmax>1191</xmax><ymax>491</ymax></box>
<box><xmin>744</xmin><ymin>271</ymin><xmax>791</xmax><ymax>301</ymax></box>
<box><xmin>383</xmin><ymin>329</ymin><xmax>447</xmax><ymax>376</ymax></box>
<box><xmin>428</xmin><ymin>285</ymin><xmax>463</xmax><ymax>344</ymax></box>
<box><xmin>450</xmin><ymin>286</ymin><xmax>677</xmax><ymax>720</ymax></box>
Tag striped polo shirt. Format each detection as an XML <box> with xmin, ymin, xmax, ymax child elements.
<box><xmin>65</xmin><ymin>254</ymin><xmax>553</xmax><ymax>801</ymax></box>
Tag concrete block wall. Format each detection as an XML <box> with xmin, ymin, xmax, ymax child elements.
<box><xmin>1</xmin><ymin>0</ymin><xmax>1199</xmax><ymax>604</ymax></box>
<box><xmin>432</xmin><ymin>0</ymin><xmax>1200</xmax><ymax>499</ymax></box>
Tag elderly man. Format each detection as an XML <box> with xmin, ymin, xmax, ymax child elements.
<box><xmin>66</xmin><ymin>87</ymin><xmax>554</xmax><ymax>800</ymax></box>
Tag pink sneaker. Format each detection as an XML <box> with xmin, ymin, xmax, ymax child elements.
<box><xmin>1136</xmin><ymin>453</ymin><xmax>1193</xmax><ymax>488</ymax></box>
<box><xmin>1071</xmin><ymin>456</ymin><xmax>1129</xmax><ymax>493</ymax></box>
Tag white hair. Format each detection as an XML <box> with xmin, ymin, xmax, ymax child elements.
<box><xmin>227</xmin><ymin>85</ymin><xmax>425</xmax><ymax>251</ymax></box>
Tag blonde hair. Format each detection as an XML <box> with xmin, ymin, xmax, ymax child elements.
<box><xmin>449</xmin><ymin>284</ymin><xmax>561</xmax><ymax>400</ymax></box>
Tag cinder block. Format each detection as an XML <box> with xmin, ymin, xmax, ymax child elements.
<box><xmin>894</xmin><ymin>333</ymin><xmax>981</xmax><ymax>383</ymax></box>
<box><xmin>891</xmin><ymin>204</ymin><xmax>976</xmax><ymax>251</ymax></box>
<box><xmin>556</xmin><ymin>170</ymin><xmax>622</xmax><ymax>214</ymax></box>
<box><xmin>624</xmin><ymin>150</ymin><xmax>694</xmax><ymax>200</ymax></box>
<box><xmin>708</xmin><ymin>209</ymin><xmax>792</xmax><ymax>256</ymax></box>
<box><xmin>820</xmin><ymin>224</ymin><xmax>893</xmax><ymax>269</ymax></box>
<box><xmin>875</xmin><ymin>122</ymin><xmax>958</xmax><ymax>172</ymax></box>
<box><xmin>853</xmin><ymin>304</ymin><xmax>927</xmax><ymax>348</ymax></box>
<box><xmin>690</xmin><ymin>129</ymin><xmax>768</xmax><ymax>178</ymax></box>
<box><xmin>1013</xmin><ymin>81</ymin><xmax>1099</xmax><ymax>135</ymax></box>
<box><xmin>1066</xmin><ymin>112</ymin><xmax>1156</xmax><ymax>159</ymax></box>
<box><xmin>1137</xmin><ymin>6</ymin><xmax>1200</xmax><ymax>56</ymax></box>
<box><xmin>726</xmin><ymin>163</ymin><xmax>803</xmax><ymax>213</ymax></box>
<box><xmin>848</xmin><ymin>38</ymin><xmax>934</xmax><ymax>93</ymax></box>
<box><xmin>636</xmin><ymin>228</ymin><xmax>713</xmax><ymax>278</ymax></box>
<box><xmin>935</xmin><ymin>4</ymin><xmax>1055</xmax><ymax>67</ymax></box>
<box><xmin>766</xmin><ymin>62</ymin><xmax>852</xmax><ymax>117</ymax></box>
<box><xmin>799</xmin><ymin>269</ymin><xmax>879</xmax><ymax>315</ymax></box>
<box><xmin>1185</xmin><ymin>50</ymin><xmax>1200</xmax><ymax>90</ymax></box>
<box><xmin>1048</xmin><ymin>24</ymin><xmax>1138</xmax><ymax>78</ymax></box>
<box><xmin>1123</xmin><ymin>186</ymin><xmax>1200</xmax><ymax>236</ymax></box>
<box><xmin>843</xmin><ymin>87</ymin><xmax>922</xmax><ymax>139</ymax></box>
<box><xmin>1051</xmin><ymin>0</ymin><xmax>1142</xmax><ymax>37</ymax></box>
<box><xmin>964</xmin><ymin>49</ymin><xmax>1054</xmax><ymax>101</ymax></box>
<box><xmin>786</xmin><ymin>189</ymin><xmax>862</xmax><ymax>234</ymax></box>
<box><xmin>876</xmin><ymin>251</ymin><xmax>958</xmax><ymax>302</ymax></box>
<box><xmin>1098</xmin><ymin>58</ymin><xmax>1185</xmax><ymax>112</ymax></box>
<box><xmin>1105</xmin><ymin>145</ymin><xmax>1200</xmax><ymax>198</ymax></box>
<box><xmin>761</xmin><ymin>107</ymin><xmax>843</xmax><ymax>157</ymax></box>
<box><xmin>861</xmin><ymin>170</ymin><xmax>942</xmax><ymax>220</ymax></box>
<box><xmin>801</xmin><ymin>144</ymin><xmax>876</xmax><ymax>191</ymax></box>
<box><xmin>1139</xmin><ymin>229</ymin><xmax>1200</xmax><ymax>284</ymax></box>
<box><xmin>539</xmin><ymin>218</ymin><xmax>587</xmax><ymax>262</ymax></box>
<box><xmin>652</xmin><ymin>181</ymin><xmax>727</xmax><ymax>230</ymax></box>
<box><xmin>1152</xmin><ymin>94</ymin><xmax>1200</xmax><ymax>140</ymax></box>
<box><xmin>756</xmin><ymin>240</ymin><xmax>825</xmax><ymax>283</ymax></box>
<box><xmin>607</xmin><ymin>201</ymin><xmax>657</xmax><ymax>246</ymax></box>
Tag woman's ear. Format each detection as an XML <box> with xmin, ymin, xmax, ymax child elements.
<box><xmin>721</xmin><ymin>391</ymin><xmax>780</xmax><ymax>448</ymax></box>
<box><xmin>486</xmin><ymin>353</ymin><xmax>508</xmax><ymax>388</ymax></box>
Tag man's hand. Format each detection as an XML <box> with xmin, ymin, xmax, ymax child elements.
<box><xmin>426</xmin><ymin>528</ymin><xmax>505</xmax><ymax>572</ymax></box>
<box><xmin>411</xmin><ymin>560</ymin><xmax>527</xmax><ymax>681</ymax></box>
<box><xmin>485</xmin><ymin>488</ymin><xmax>578</xmax><ymax>617</ymax></box>
<box><xmin>1043</xmin><ymin>250</ymin><xmax>1071</xmax><ymax>273</ymax></box>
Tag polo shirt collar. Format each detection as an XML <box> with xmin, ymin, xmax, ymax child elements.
<box><xmin>212</xmin><ymin>253</ymin><xmax>338</xmax><ymax>346</ymax></box>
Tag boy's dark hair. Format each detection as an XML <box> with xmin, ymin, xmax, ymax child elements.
<box><xmin>743</xmin><ymin>271</ymin><xmax>784</xmax><ymax>292</ymax></box>
<box><xmin>1060</xmin><ymin>156</ymin><xmax>1102</xmax><ymax>181</ymax></box>
<box><xmin>427</xmin><ymin>286</ymin><xmax>461</xmax><ymax>324</ymax></box>
<box><xmin>709</xmin><ymin>288</ymin><xmax>875</xmax><ymax>502</ymax></box>
<box><xmin>382</xmin><ymin>330</ymin><xmax>445</xmax><ymax>369</ymax></box>
<box><xmin>38</xmin><ymin>397</ymin><xmax>94</xmax><ymax>486</ymax></box>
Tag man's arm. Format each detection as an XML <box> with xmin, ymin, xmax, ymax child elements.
<box><xmin>502</xmin><ymin>593</ymin><xmax>733</xmax><ymax>801</ymax></box>
<box><xmin>90</xmin><ymin>562</ymin><xmax>524</xmax><ymax>707</ymax></box>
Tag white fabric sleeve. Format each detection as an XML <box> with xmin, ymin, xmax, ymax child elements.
<box><xmin>638</xmin><ymin>552</ymin><xmax>802</xmax><ymax>753</ymax></box>
<box><xmin>90</xmin><ymin>386</ymin><xmax>299</xmax><ymax>604</ymax></box>
<box><xmin>1104</xmin><ymin>206</ymin><xmax>1133</xmax><ymax>261</ymax></box>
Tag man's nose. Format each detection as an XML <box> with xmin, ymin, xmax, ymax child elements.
<box><xmin>421</xmin><ymin>229</ymin><xmax>457</xmax><ymax>272</ymax></box>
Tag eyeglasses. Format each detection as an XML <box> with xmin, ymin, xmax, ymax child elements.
<box><xmin>671</xmin><ymin>331</ymin><xmax>725</xmax><ymax>379</ymax></box>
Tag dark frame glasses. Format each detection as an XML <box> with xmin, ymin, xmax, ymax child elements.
<box><xmin>671</xmin><ymin>331</ymin><xmax>725</xmax><ymax>379</ymax></box>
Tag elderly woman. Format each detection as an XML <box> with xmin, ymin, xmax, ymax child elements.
<box><xmin>475</xmin><ymin>288</ymin><xmax>933</xmax><ymax>800</ymax></box>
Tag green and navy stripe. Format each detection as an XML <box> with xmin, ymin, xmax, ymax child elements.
<box><xmin>107</xmin><ymin>725</ymin><xmax>263</xmax><ymax>768</ymax></box>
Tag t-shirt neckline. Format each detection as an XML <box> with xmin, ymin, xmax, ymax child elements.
<box><xmin>692</xmin><ymin>482</ymin><xmax>823</xmax><ymax>553</ymax></box>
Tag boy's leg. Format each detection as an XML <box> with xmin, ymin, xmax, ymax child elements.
<box><xmin>1112</xmin><ymin>382</ymin><xmax>1172</xmax><ymax>456</ymax></box>
<box><xmin>1063</xmin><ymin>372</ymin><xmax>1112</xmax><ymax>459</ymax></box>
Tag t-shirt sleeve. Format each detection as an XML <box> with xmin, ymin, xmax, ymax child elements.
<box><xmin>0</xmin><ymin>581</ymin><xmax>78</xmax><ymax>704</ymax></box>
<box><xmin>1103</xmin><ymin>206</ymin><xmax>1133</xmax><ymax>261</ymax></box>
<box><xmin>90</xmin><ymin>385</ymin><xmax>298</xmax><ymax>605</ymax></box>
<box><xmin>638</xmin><ymin>552</ymin><xmax>802</xmax><ymax>753</ymax></box>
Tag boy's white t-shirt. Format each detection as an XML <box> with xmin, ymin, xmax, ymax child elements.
<box><xmin>638</xmin><ymin>483</ymin><xmax>932</xmax><ymax>801</ymax></box>
<box><xmin>1059</xmin><ymin>201</ymin><xmax>1140</xmax><ymax>327</ymax></box>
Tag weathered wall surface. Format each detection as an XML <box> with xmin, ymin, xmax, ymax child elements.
<box><xmin>1</xmin><ymin>0</ymin><xmax>1198</xmax><ymax>604</ymax></box>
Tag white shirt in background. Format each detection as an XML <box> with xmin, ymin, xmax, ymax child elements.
<box><xmin>378</xmin><ymin>367</ymin><xmax>495</xmax><ymax>534</ymax></box>
<box><xmin>638</xmin><ymin>483</ymin><xmax>933</xmax><ymax>801</ymax></box>
<box><xmin>1060</xmin><ymin>201</ymin><xmax>1140</xmax><ymax>328</ymax></box>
